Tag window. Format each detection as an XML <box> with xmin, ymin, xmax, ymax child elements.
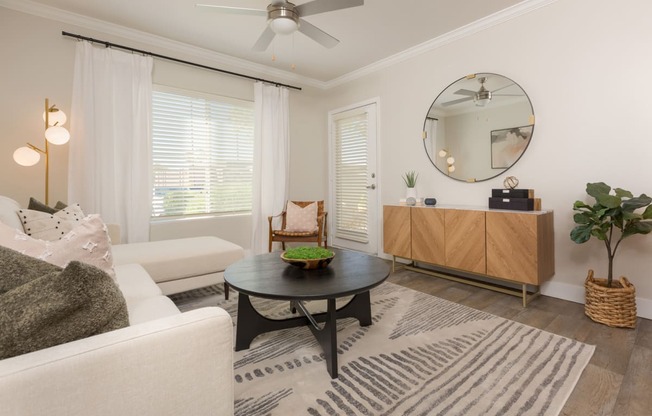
<box><xmin>151</xmin><ymin>87</ymin><xmax>254</xmax><ymax>217</ymax></box>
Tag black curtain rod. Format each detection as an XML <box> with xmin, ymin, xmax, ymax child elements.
<box><xmin>61</xmin><ymin>31</ymin><xmax>302</xmax><ymax>91</ymax></box>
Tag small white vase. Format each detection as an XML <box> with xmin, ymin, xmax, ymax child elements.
<box><xmin>406</xmin><ymin>187</ymin><xmax>417</xmax><ymax>200</ymax></box>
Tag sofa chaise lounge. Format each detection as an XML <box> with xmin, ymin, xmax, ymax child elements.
<box><xmin>0</xmin><ymin>195</ymin><xmax>243</xmax><ymax>416</ymax></box>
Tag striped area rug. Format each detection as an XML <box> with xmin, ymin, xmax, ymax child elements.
<box><xmin>170</xmin><ymin>282</ymin><xmax>594</xmax><ymax>416</ymax></box>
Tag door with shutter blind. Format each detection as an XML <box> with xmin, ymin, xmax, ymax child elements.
<box><xmin>328</xmin><ymin>101</ymin><xmax>378</xmax><ymax>254</ymax></box>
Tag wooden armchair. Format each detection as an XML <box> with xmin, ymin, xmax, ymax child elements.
<box><xmin>268</xmin><ymin>200</ymin><xmax>328</xmax><ymax>252</ymax></box>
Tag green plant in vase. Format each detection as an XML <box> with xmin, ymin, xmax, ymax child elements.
<box><xmin>402</xmin><ymin>171</ymin><xmax>418</xmax><ymax>188</ymax></box>
<box><xmin>570</xmin><ymin>182</ymin><xmax>652</xmax><ymax>328</ymax></box>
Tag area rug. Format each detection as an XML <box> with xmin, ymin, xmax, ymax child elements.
<box><xmin>170</xmin><ymin>282</ymin><xmax>595</xmax><ymax>416</ymax></box>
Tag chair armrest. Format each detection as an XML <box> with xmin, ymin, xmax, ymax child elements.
<box><xmin>0</xmin><ymin>308</ymin><xmax>234</xmax><ymax>416</ymax></box>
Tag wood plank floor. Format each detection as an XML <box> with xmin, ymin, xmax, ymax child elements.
<box><xmin>388</xmin><ymin>268</ymin><xmax>652</xmax><ymax>416</ymax></box>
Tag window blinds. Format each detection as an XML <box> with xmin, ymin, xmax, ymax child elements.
<box><xmin>152</xmin><ymin>89</ymin><xmax>254</xmax><ymax>217</ymax></box>
<box><xmin>333</xmin><ymin>110</ymin><xmax>369</xmax><ymax>243</ymax></box>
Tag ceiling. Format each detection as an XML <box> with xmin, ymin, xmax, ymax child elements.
<box><xmin>12</xmin><ymin>0</ymin><xmax>528</xmax><ymax>85</ymax></box>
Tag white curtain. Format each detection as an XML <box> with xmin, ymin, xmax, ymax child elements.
<box><xmin>68</xmin><ymin>41</ymin><xmax>153</xmax><ymax>243</ymax></box>
<box><xmin>251</xmin><ymin>82</ymin><xmax>289</xmax><ymax>254</ymax></box>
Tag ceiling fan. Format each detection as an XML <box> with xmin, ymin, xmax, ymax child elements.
<box><xmin>442</xmin><ymin>76</ymin><xmax>521</xmax><ymax>107</ymax></box>
<box><xmin>196</xmin><ymin>0</ymin><xmax>364</xmax><ymax>51</ymax></box>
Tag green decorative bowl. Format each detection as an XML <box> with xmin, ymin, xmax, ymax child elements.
<box><xmin>280</xmin><ymin>251</ymin><xmax>335</xmax><ymax>270</ymax></box>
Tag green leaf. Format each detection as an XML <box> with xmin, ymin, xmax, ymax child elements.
<box><xmin>573</xmin><ymin>200</ymin><xmax>593</xmax><ymax>210</ymax></box>
<box><xmin>622</xmin><ymin>211</ymin><xmax>642</xmax><ymax>221</ymax></box>
<box><xmin>634</xmin><ymin>221</ymin><xmax>652</xmax><ymax>234</ymax></box>
<box><xmin>596</xmin><ymin>194</ymin><xmax>621</xmax><ymax>209</ymax></box>
<box><xmin>591</xmin><ymin>228</ymin><xmax>608</xmax><ymax>240</ymax></box>
<box><xmin>570</xmin><ymin>224</ymin><xmax>593</xmax><ymax>243</ymax></box>
<box><xmin>622</xmin><ymin>194</ymin><xmax>652</xmax><ymax>211</ymax></box>
<box><xmin>643</xmin><ymin>205</ymin><xmax>652</xmax><ymax>219</ymax></box>
<box><xmin>614</xmin><ymin>188</ymin><xmax>634</xmax><ymax>198</ymax></box>
<box><xmin>587</xmin><ymin>182</ymin><xmax>611</xmax><ymax>199</ymax></box>
<box><xmin>573</xmin><ymin>213</ymin><xmax>592</xmax><ymax>224</ymax></box>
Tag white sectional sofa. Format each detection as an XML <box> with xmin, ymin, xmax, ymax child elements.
<box><xmin>0</xmin><ymin>196</ymin><xmax>242</xmax><ymax>415</ymax></box>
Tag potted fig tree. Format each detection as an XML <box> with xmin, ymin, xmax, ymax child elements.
<box><xmin>570</xmin><ymin>182</ymin><xmax>652</xmax><ymax>328</ymax></box>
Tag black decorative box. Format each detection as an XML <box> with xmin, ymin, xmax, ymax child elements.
<box><xmin>491</xmin><ymin>188</ymin><xmax>535</xmax><ymax>198</ymax></box>
<box><xmin>488</xmin><ymin>197</ymin><xmax>535</xmax><ymax>211</ymax></box>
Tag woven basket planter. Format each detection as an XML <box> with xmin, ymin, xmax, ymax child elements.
<box><xmin>584</xmin><ymin>269</ymin><xmax>637</xmax><ymax>328</ymax></box>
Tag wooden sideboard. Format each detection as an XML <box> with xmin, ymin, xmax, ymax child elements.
<box><xmin>383</xmin><ymin>205</ymin><xmax>555</xmax><ymax>306</ymax></box>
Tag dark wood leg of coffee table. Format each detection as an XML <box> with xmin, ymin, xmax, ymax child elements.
<box><xmin>298</xmin><ymin>298</ymin><xmax>338</xmax><ymax>378</ymax></box>
<box><xmin>235</xmin><ymin>293</ymin><xmax>312</xmax><ymax>351</ymax></box>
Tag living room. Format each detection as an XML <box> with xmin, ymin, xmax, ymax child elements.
<box><xmin>1</xmin><ymin>0</ymin><xmax>651</xmax><ymax>414</ymax></box>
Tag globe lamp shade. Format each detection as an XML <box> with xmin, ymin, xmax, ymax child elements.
<box><xmin>45</xmin><ymin>126</ymin><xmax>70</xmax><ymax>145</ymax></box>
<box><xmin>13</xmin><ymin>146</ymin><xmax>41</xmax><ymax>166</ymax></box>
<box><xmin>43</xmin><ymin>108</ymin><xmax>67</xmax><ymax>126</ymax></box>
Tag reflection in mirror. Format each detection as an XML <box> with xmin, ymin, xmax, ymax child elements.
<box><xmin>423</xmin><ymin>73</ymin><xmax>534</xmax><ymax>182</ymax></box>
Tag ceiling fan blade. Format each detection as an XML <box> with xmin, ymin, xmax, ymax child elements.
<box><xmin>442</xmin><ymin>97</ymin><xmax>473</xmax><ymax>107</ymax></box>
<box><xmin>492</xmin><ymin>83</ymin><xmax>516</xmax><ymax>93</ymax></box>
<box><xmin>297</xmin><ymin>19</ymin><xmax>339</xmax><ymax>48</ymax></box>
<box><xmin>195</xmin><ymin>4</ymin><xmax>267</xmax><ymax>17</ymax></box>
<box><xmin>493</xmin><ymin>94</ymin><xmax>523</xmax><ymax>97</ymax></box>
<box><xmin>252</xmin><ymin>26</ymin><xmax>276</xmax><ymax>51</ymax></box>
<box><xmin>453</xmin><ymin>89</ymin><xmax>476</xmax><ymax>96</ymax></box>
<box><xmin>296</xmin><ymin>0</ymin><xmax>364</xmax><ymax>17</ymax></box>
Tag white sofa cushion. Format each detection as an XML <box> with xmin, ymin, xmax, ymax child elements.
<box><xmin>113</xmin><ymin>263</ymin><xmax>179</xmax><ymax>325</ymax></box>
<box><xmin>114</xmin><ymin>264</ymin><xmax>162</xmax><ymax>299</ymax></box>
<box><xmin>112</xmin><ymin>236</ymin><xmax>244</xmax><ymax>284</ymax></box>
<box><xmin>0</xmin><ymin>196</ymin><xmax>22</xmax><ymax>230</ymax></box>
<box><xmin>125</xmin><ymin>296</ymin><xmax>180</xmax><ymax>325</ymax></box>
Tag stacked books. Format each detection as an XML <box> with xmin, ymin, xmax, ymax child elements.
<box><xmin>488</xmin><ymin>189</ymin><xmax>541</xmax><ymax>211</ymax></box>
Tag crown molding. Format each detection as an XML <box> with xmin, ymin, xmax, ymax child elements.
<box><xmin>324</xmin><ymin>0</ymin><xmax>560</xmax><ymax>89</ymax></box>
<box><xmin>1</xmin><ymin>0</ymin><xmax>557</xmax><ymax>91</ymax></box>
<box><xmin>0</xmin><ymin>0</ymin><xmax>327</xmax><ymax>90</ymax></box>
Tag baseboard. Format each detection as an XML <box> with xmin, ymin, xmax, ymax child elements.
<box><xmin>542</xmin><ymin>281</ymin><xmax>652</xmax><ymax>320</ymax></box>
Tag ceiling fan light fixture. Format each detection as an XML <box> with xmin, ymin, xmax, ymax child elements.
<box><xmin>269</xmin><ymin>17</ymin><xmax>298</xmax><ymax>34</ymax></box>
<box><xmin>268</xmin><ymin>2</ymin><xmax>299</xmax><ymax>35</ymax></box>
<box><xmin>474</xmin><ymin>90</ymin><xmax>492</xmax><ymax>106</ymax></box>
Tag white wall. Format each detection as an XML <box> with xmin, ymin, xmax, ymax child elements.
<box><xmin>0</xmin><ymin>7</ymin><xmax>327</xmax><ymax>249</ymax></box>
<box><xmin>320</xmin><ymin>0</ymin><xmax>652</xmax><ymax>317</ymax></box>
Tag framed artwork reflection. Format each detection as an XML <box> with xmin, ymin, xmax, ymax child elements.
<box><xmin>491</xmin><ymin>125</ymin><xmax>534</xmax><ymax>169</ymax></box>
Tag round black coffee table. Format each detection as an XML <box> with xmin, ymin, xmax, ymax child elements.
<box><xmin>224</xmin><ymin>248</ymin><xmax>390</xmax><ymax>379</ymax></box>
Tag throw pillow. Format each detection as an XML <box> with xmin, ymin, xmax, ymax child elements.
<box><xmin>27</xmin><ymin>197</ymin><xmax>69</xmax><ymax>214</ymax></box>
<box><xmin>0</xmin><ymin>245</ymin><xmax>62</xmax><ymax>295</ymax></box>
<box><xmin>0</xmin><ymin>196</ymin><xmax>23</xmax><ymax>230</ymax></box>
<box><xmin>0</xmin><ymin>214</ymin><xmax>116</xmax><ymax>280</ymax></box>
<box><xmin>18</xmin><ymin>204</ymin><xmax>85</xmax><ymax>241</ymax></box>
<box><xmin>0</xmin><ymin>258</ymin><xmax>129</xmax><ymax>360</ymax></box>
<box><xmin>285</xmin><ymin>201</ymin><xmax>318</xmax><ymax>232</ymax></box>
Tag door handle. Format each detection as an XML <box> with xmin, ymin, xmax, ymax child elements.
<box><xmin>366</xmin><ymin>184</ymin><xmax>376</xmax><ymax>190</ymax></box>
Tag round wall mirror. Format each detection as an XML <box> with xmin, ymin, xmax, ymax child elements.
<box><xmin>423</xmin><ymin>73</ymin><xmax>535</xmax><ymax>182</ymax></box>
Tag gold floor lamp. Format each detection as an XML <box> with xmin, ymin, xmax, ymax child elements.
<box><xmin>13</xmin><ymin>98</ymin><xmax>71</xmax><ymax>206</ymax></box>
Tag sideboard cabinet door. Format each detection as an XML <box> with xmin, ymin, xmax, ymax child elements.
<box><xmin>486</xmin><ymin>211</ymin><xmax>555</xmax><ymax>284</ymax></box>
<box><xmin>411</xmin><ymin>208</ymin><xmax>445</xmax><ymax>265</ymax></box>
<box><xmin>383</xmin><ymin>205</ymin><xmax>411</xmax><ymax>258</ymax></box>
<box><xmin>445</xmin><ymin>209</ymin><xmax>486</xmax><ymax>274</ymax></box>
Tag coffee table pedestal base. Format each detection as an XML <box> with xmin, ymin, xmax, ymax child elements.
<box><xmin>235</xmin><ymin>291</ymin><xmax>372</xmax><ymax>379</ymax></box>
